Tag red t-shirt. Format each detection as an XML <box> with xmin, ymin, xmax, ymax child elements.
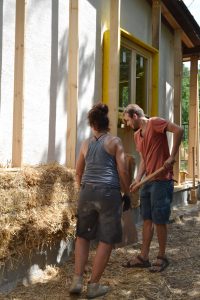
<box><xmin>134</xmin><ymin>117</ymin><xmax>173</xmax><ymax>180</ymax></box>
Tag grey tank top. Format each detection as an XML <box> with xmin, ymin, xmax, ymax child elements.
<box><xmin>81</xmin><ymin>134</ymin><xmax>120</xmax><ymax>188</ymax></box>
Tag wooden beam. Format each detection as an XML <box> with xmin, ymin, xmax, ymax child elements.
<box><xmin>173</xmin><ymin>29</ymin><xmax>182</xmax><ymax>184</ymax></box>
<box><xmin>108</xmin><ymin>0</ymin><xmax>121</xmax><ymax>136</ymax></box>
<box><xmin>66</xmin><ymin>0</ymin><xmax>79</xmax><ymax>168</ymax></box>
<box><xmin>152</xmin><ymin>0</ymin><xmax>161</xmax><ymax>49</ymax></box>
<box><xmin>161</xmin><ymin>3</ymin><xmax>194</xmax><ymax>48</ymax></box>
<box><xmin>12</xmin><ymin>0</ymin><xmax>25</xmax><ymax>167</ymax></box>
<box><xmin>188</xmin><ymin>57</ymin><xmax>198</xmax><ymax>178</ymax></box>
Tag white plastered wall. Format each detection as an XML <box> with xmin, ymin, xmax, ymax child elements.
<box><xmin>76</xmin><ymin>0</ymin><xmax>108</xmax><ymax>155</ymax></box>
<box><xmin>23</xmin><ymin>0</ymin><xmax>69</xmax><ymax>165</ymax></box>
<box><xmin>159</xmin><ymin>23</ymin><xmax>174</xmax><ymax>148</ymax></box>
<box><xmin>159</xmin><ymin>23</ymin><xmax>174</xmax><ymax>121</ymax></box>
<box><xmin>0</xmin><ymin>1</ymin><xmax>15</xmax><ymax>167</ymax></box>
<box><xmin>121</xmin><ymin>0</ymin><xmax>152</xmax><ymax>44</ymax></box>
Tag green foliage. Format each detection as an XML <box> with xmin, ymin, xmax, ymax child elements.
<box><xmin>181</xmin><ymin>65</ymin><xmax>190</xmax><ymax>124</ymax></box>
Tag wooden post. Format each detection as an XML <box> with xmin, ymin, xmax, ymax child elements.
<box><xmin>188</xmin><ymin>57</ymin><xmax>198</xmax><ymax>178</ymax></box>
<box><xmin>66</xmin><ymin>0</ymin><xmax>79</xmax><ymax>168</ymax></box>
<box><xmin>152</xmin><ymin>0</ymin><xmax>161</xmax><ymax>50</ymax></box>
<box><xmin>173</xmin><ymin>29</ymin><xmax>182</xmax><ymax>184</ymax></box>
<box><xmin>12</xmin><ymin>0</ymin><xmax>25</xmax><ymax>167</ymax></box>
<box><xmin>196</xmin><ymin>68</ymin><xmax>200</xmax><ymax>180</ymax></box>
<box><xmin>108</xmin><ymin>0</ymin><xmax>121</xmax><ymax>136</ymax></box>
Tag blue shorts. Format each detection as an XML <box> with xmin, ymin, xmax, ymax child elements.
<box><xmin>140</xmin><ymin>180</ymin><xmax>174</xmax><ymax>224</ymax></box>
<box><xmin>76</xmin><ymin>183</ymin><xmax>122</xmax><ymax>244</ymax></box>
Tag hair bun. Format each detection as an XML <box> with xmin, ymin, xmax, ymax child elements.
<box><xmin>96</xmin><ymin>103</ymin><xmax>108</xmax><ymax>115</ymax></box>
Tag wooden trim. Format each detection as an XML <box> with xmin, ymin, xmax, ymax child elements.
<box><xmin>108</xmin><ymin>0</ymin><xmax>121</xmax><ymax>136</ymax></box>
<box><xmin>152</xmin><ymin>0</ymin><xmax>161</xmax><ymax>50</ymax></box>
<box><xmin>12</xmin><ymin>0</ymin><xmax>25</xmax><ymax>167</ymax></box>
<box><xmin>161</xmin><ymin>3</ymin><xmax>194</xmax><ymax>48</ymax></box>
<box><xmin>102</xmin><ymin>30</ymin><xmax>110</xmax><ymax>105</ymax></box>
<box><xmin>188</xmin><ymin>57</ymin><xmax>198</xmax><ymax>178</ymax></box>
<box><xmin>66</xmin><ymin>0</ymin><xmax>79</xmax><ymax>168</ymax></box>
<box><xmin>173</xmin><ymin>29</ymin><xmax>182</xmax><ymax>184</ymax></box>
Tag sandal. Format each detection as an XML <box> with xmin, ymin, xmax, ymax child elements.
<box><xmin>149</xmin><ymin>256</ymin><xmax>169</xmax><ymax>273</ymax></box>
<box><xmin>122</xmin><ymin>255</ymin><xmax>151</xmax><ymax>268</ymax></box>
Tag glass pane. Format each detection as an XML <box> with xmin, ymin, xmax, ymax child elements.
<box><xmin>119</xmin><ymin>47</ymin><xmax>132</xmax><ymax>110</ymax></box>
<box><xmin>136</xmin><ymin>54</ymin><xmax>148</xmax><ymax>112</ymax></box>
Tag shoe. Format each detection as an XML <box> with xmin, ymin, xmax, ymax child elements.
<box><xmin>122</xmin><ymin>254</ymin><xmax>151</xmax><ymax>268</ymax></box>
<box><xmin>87</xmin><ymin>282</ymin><xmax>109</xmax><ymax>299</ymax></box>
<box><xmin>69</xmin><ymin>274</ymin><xmax>83</xmax><ymax>294</ymax></box>
<box><xmin>149</xmin><ymin>256</ymin><xmax>169</xmax><ymax>273</ymax></box>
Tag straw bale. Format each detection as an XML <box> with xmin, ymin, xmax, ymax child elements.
<box><xmin>0</xmin><ymin>163</ymin><xmax>78</xmax><ymax>262</ymax></box>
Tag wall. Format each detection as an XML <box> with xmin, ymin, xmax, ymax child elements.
<box><xmin>159</xmin><ymin>23</ymin><xmax>174</xmax><ymax>121</ymax></box>
<box><xmin>76</xmin><ymin>0</ymin><xmax>109</xmax><ymax>155</ymax></box>
<box><xmin>0</xmin><ymin>0</ymin><xmax>15</xmax><ymax>167</ymax></box>
<box><xmin>23</xmin><ymin>0</ymin><xmax>69</xmax><ymax>165</ymax></box>
<box><xmin>121</xmin><ymin>0</ymin><xmax>152</xmax><ymax>44</ymax></box>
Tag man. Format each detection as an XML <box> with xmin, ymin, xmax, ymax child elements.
<box><xmin>69</xmin><ymin>103</ymin><xmax>130</xmax><ymax>298</ymax></box>
<box><xmin>122</xmin><ymin>104</ymin><xmax>183</xmax><ymax>272</ymax></box>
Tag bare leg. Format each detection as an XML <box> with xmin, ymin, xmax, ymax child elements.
<box><xmin>156</xmin><ymin>223</ymin><xmax>167</xmax><ymax>257</ymax></box>
<box><xmin>74</xmin><ymin>237</ymin><xmax>90</xmax><ymax>275</ymax></box>
<box><xmin>140</xmin><ymin>219</ymin><xmax>154</xmax><ymax>260</ymax></box>
<box><xmin>148</xmin><ymin>224</ymin><xmax>169</xmax><ymax>272</ymax></box>
<box><xmin>90</xmin><ymin>241</ymin><xmax>113</xmax><ymax>283</ymax></box>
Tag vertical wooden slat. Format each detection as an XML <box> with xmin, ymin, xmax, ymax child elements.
<box><xmin>196</xmin><ymin>72</ymin><xmax>200</xmax><ymax>179</ymax></box>
<box><xmin>66</xmin><ymin>0</ymin><xmax>79</xmax><ymax>168</ymax></box>
<box><xmin>152</xmin><ymin>0</ymin><xmax>161</xmax><ymax>50</ymax></box>
<box><xmin>108</xmin><ymin>0</ymin><xmax>121</xmax><ymax>136</ymax></box>
<box><xmin>151</xmin><ymin>0</ymin><xmax>161</xmax><ymax>117</ymax></box>
<box><xmin>12</xmin><ymin>0</ymin><xmax>25</xmax><ymax>167</ymax></box>
<box><xmin>173</xmin><ymin>29</ymin><xmax>182</xmax><ymax>184</ymax></box>
<box><xmin>188</xmin><ymin>57</ymin><xmax>198</xmax><ymax>178</ymax></box>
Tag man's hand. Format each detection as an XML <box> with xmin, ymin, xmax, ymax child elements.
<box><xmin>163</xmin><ymin>157</ymin><xmax>175</xmax><ymax>170</ymax></box>
<box><xmin>130</xmin><ymin>180</ymin><xmax>140</xmax><ymax>192</ymax></box>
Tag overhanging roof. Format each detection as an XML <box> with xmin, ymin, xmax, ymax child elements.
<box><xmin>161</xmin><ymin>0</ymin><xmax>200</xmax><ymax>58</ymax></box>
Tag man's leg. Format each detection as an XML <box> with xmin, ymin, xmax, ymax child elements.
<box><xmin>156</xmin><ymin>223</ymin><xmax>167</xmax><ymax>258</ymax></box>
<box><xmin>90</xmin><ymin>241</ymin><xmax>113</xmax><ymax>283</ymax></box>
<box><xmin>140</xmin><ymin>219</ymin><xmax>154</xmax><ymax>260</ymax></box>
<box><xmin>149</xmin><ymin>223</ymin><xmax>169</xmax><ymax>272</ymax></box>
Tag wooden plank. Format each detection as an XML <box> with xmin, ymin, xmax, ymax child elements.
<box><xmin>108</xmin><ymin>0</ymin><xmax>121</xmax><ymax>136</ymax></box>
<box><xmin>196</xmin><ymin>75</ymin><xmax>200</xmax><ymax>179</ymax></box>
<box><xmin>12</xmin><ymin>0</ymin><xmax>25</xmax><ymax>167</ymax></box>
<box><xmin>188</xmin><ymin>57</ymin><xmax>198</xmax><ymax>177</ymax></box>
<box><xmin>173</xmin><ymin>29</ymin><xmax>182</xmax><ymax>184</ymax></box>
<box><xmin>161</xmin><ymin>3</ymin><xmax>194</xmax><ymax>48</ymax></box>
<box><xmin>152</xmin><ymin>0</ymin><xmax>161</xmax><ymax>49</ymax></box>
<box><xmin>66</xmin><ymin>0</ymin><xmax>79</xmax><ymax>168</ymax></box>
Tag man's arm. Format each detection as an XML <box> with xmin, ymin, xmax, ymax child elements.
<box><xmin>164</xmin><ymin>121</ymin><xmax>184</xmax><ymax>169</ymax></box>
<box><xmin>130</xmin><ymin>152</ymin><xmax>146</xmax><ymax>192</ymax></box>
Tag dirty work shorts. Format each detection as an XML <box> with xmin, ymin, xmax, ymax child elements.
<box><xmin>76</xmin><ymin>183</ymin><xmax>122</xmax><ymax>244</ymax></box>
<box><xmin>140</xmin><ymin>180</ymin><xmax>174</xmax><ymax>224</ymax></box>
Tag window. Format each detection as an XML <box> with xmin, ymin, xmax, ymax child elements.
<box><xmin>118</xmin><ymin>38</ymin><xmax>152</xmax><ymax>129</ymax></box>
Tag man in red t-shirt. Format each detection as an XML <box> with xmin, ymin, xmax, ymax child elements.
<box><xmin>122</xmin><ymin>104</ymin><xmax>183</xmax><ymax>272</ymax></box>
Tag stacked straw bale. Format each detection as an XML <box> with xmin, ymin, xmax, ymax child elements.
<box><xmin>0</xmin><ymin>163</ymin><xmax>78</xmax><ymax>262</ymax></box>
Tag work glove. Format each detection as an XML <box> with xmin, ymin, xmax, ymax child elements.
<box><xmin>122</xmin><ymin>194</ymin><xmax>131</xmax><ymax>211</ymax></box>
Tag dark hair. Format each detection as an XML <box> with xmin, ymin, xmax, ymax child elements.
<box><xmin>88</xmin><ymin>103</ymin><xmax>110</xmax><ymax>131</ymax></box>
<box><xmin>124</xmin><ymin>104</ymin><xmax>145</xmax><ymax>118</ymax></box>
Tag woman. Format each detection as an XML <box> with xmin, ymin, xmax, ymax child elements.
<box><xmin>69</xmin><ymin>103</ymin><xmax>130</xmax><ymax>298</ymax></box>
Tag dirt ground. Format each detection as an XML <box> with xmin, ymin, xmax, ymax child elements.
<box><xmin>0</xmin><ymin>204</ymin><xmax>200</xmax><ymax>300</ymax></box>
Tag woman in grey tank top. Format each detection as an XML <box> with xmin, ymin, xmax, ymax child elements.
<box><xmin>69</xmin><ymin>103</ymin><xmax>131</xmax><ymax>298</ymax></box>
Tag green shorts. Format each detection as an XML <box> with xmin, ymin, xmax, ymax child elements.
<box><xmin>76</xmin><ymin>183</ymin><xmax>122</xmax><ymax>244</ymax></box>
